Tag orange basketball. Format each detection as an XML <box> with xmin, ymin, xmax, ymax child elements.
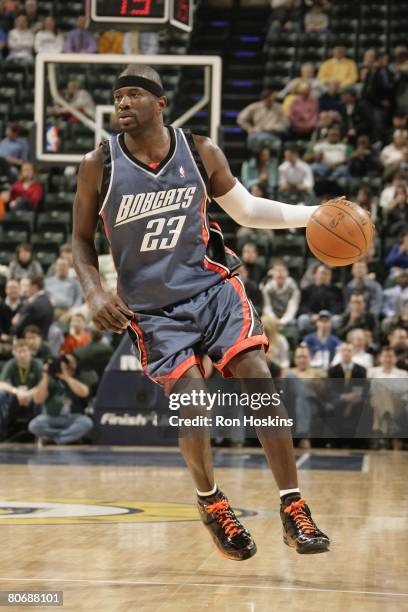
<box><xmin>306</xmin><ymin>197</ymin><xmax>375</xmax><ymax>267</ymax></box>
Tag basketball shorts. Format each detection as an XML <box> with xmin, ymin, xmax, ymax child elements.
<box><xmin>128</xmin><ymin>276</ymin><xmax>268</xmax><ymax>386</ymax></box>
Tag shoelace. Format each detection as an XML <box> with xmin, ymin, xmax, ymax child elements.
<box><xmin>205</xmin><ymin>499</ymin><xmax>244</xmax><ymax>538</ymax></box>
<box><xmin>283</xmin><ymin>497</ymin><xmax>316</xmax><ymax>535</ymax></box>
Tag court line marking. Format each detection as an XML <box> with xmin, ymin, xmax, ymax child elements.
<box><xmin>0</xmin><ymin>577</ymin><xmax>406</xmax><ymax>598</ymax></box>
<box><xmin>362</xmin><ymin>455</ymin><xmax>370</xmax><ymax>472</ymax></box>
<box><xmin>295</xmin><ymin>452</ymin><xmax>310</xmax><ymax>468</ymax></box>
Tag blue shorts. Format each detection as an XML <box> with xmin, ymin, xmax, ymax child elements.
<box><xmin>128</xmin><ymin>276</ymin><xmax>268</xmax><ymax>385</ymax></box>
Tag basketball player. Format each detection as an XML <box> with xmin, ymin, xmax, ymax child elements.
<box><xmin>72</xmin><ymin>65</ymin><xmax>330</xmax><ymax>559</ymax></box>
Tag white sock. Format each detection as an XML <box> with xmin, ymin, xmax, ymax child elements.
<box><xmin>197</xmin><ymin>483</ymin><xmax>217</xmax><ymax>497</ymax></box>
<box><xmin>279</xmin><ymin>487</ymin><xmax>300</xmax><ymax>499</ymax></box>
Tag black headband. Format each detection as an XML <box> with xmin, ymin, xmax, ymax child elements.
<box><xmin>114</xmin><ymin>75</ymin><xmax>164</xmax><ymax>98</ymax></box>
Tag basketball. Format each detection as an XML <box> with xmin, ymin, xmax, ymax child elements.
<box><xmin>306</xmin><ymin>197</ymin><xmax>375</xmax><ymax>267</ymax></box>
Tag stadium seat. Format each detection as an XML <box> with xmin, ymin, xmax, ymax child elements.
<box><xmin>2</xmin><ymin>211</ymin><xmax>35</xmax><ymax>237</ymax></box>
<box><xmin>272</xmin><ymin>233</ymin><xmax>306</xmax><ymax>258</ymax></box>
<box><xmin>31</xmin><ymin>232</ymin><xmax>65</xmax><ymax>253</ymax></box>
<box><xmin>37</xmin><ymin>211</ymin><xmax>71</xmax><ymax>237</ymax></box>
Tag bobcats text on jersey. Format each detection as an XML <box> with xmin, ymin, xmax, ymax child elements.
<box><xmin>114</xmin><ymin>186</ymin><xmax>197</xmax><ymax>227</ymax></box>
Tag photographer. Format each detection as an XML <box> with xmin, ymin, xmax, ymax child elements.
<box><xmin>0</xmin><ymin>339</ymin><xmax>42</xmax><ymax>440</ymax></box>
<box><xmin>29</xmin><ymin>353</ymin><xmax>96</xmax><ymax>445</ymax></box>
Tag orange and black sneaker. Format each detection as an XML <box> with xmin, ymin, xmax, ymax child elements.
<box><xmin>197</xmin><ymin>490</ymin><xmax>257</xmax><ymax>561</ymax></box>
<box><xmin>280</xmin><ymin>496</ymin><xmax>330</xmax><ymax>554</ymax></box>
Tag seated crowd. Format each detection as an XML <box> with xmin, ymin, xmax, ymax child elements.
<box><xmin>0</xmin><ymin>1</ymin><xmax>407</xmax><ymax>450</ymax></box>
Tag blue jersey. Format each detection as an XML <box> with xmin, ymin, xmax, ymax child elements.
<box><xmin>99</xmin><ymin>127</ymin><xmax>240</xmax><ymax>312</ymax></box>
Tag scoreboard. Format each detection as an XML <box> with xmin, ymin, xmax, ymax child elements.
<box><xmin>90</xmin><ymin>0</ymin><xmax>193</xmax><ymax>31</ymax></box>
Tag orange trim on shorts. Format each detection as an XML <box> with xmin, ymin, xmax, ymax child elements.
<box><xmin>130</xmin><ymin>320</ymin><xmax>148</xmax><ymax>371</ymax></box>
<box><xmin>153</xmin><ymin>355</ymin><xmax>205</xmax><ymax>395</ymax></box>
<box><xmin>229</xmin><ymin>276</ymin><xmax>251</xmax><ymax>343</ymax></box>
<box><xmin>214</xmin><ymin>334</ymin><xmax>269</xmax><ymax>377</ymax></box>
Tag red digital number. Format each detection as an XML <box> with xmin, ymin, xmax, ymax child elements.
<box><xmin>120</xmin><ymin>0</ymin><xmax>152</xmax><ymax>16</ymax></box>
<box><xmin>175</xmin><ymin>0</ymin><xmax>188</xmax><ymax>23</ymax></box>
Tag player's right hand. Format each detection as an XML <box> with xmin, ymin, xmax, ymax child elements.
<box><xmin>88</xmin><ymin>291</ymin><xmax>134</xmax><ymax>334</ymax></box>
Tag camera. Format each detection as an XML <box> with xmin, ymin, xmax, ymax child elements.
<box><xmin>47</xmin><ymin>355</ymin><xmax>70</xmax><ymax>378</ymax></box>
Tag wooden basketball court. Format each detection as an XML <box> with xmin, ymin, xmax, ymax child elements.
<box><xmin>0</xmin><ymin>445</ymin><xmax>406</xmax><ymax>611</ymax></box>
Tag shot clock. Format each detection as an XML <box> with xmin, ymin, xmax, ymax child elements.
<box><xmin>90</xmin><ymin>0</ymin><xmax>193</xmax><ymax>31</ymax></box>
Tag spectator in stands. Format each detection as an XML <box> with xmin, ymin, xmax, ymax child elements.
<box><xmin>327</xmin><ymin>342</ymin><xmax>367</xmax><ymax>440</ymax></box>
<box><xmin>310</xmin><ymin>110</ymin><xmax>340</xmax><ymax>144</ymax></box>
<box><xmin>47</xmin><ymin>243</ymin><xmax>76</xmax><ymax>278</ymax></box>
<box><xmin>380</xmin><ymin>174</ymin><xmax>407</xmax><ymax>211</ymax></box>
<box><xmin>22</xmin><ymin>0</ymin><xmax>41</xmax><ymax>34</ymax></box>
<box><xmin>386</xmin><ymin>230</ymin><xmax>408</xmax><ymax>273</ymax></box>
<box><xmin>368</xmin><ymin>346</ymin><xmax>408</xmax><ymax>444</ymax></box>
<box><xmin>383</xmin><ymin>301</ymin><xmax>408</xmax><ymax>337</ymax></box>
<box><xmin>53</xmin><ymin>79</ymin><xmax>95</xmax><ymax>121</ymax></box>
<box><xmin>6</xmin><ymin>14</ymin><xmax>34</xmax><ymax>62</ymax></box>
<box><xmin>0</xmin><ymin>24</ymin><xmax>6</xmax><ymax>58</ymax></box>
<box><xmin>344</xmin><ymin>261</ymin><xmax>382</xmax><ymax>316</ymax></box>
<box><xmin>63</xmin><ymin>15</ymin><xmax>97</xmax><ymax>54</ymax></box>
<box><xmin>262</xmin><ymin>315</ymin><xmax>290</xmax><ymax>368</ymax></box>
<box><xmin>19</xmin><ymin>276</ymin><xmax>30</xmax><ymax>300</ymax></box>
<box><xmin>304</xmin><ymin>0</ymin><xmax>329</xmax><ymax>33</ymax></box>
<box><xmin>361</xmin><ymin>51</ymin><xmax>394</xmax><ymax>144</ymax></box>
<box><xmin>60</xmin><ymin>313</ymin><xmax>90</xmax><ymax>355</ymax></box>
<box><xmin>309</xmin><ymin>126</ymin><xmax>351</xmax><ymax>180</ymax></box>
<box><xmin>7</xmin><ymin>244</ymin><xmax>43</xmax><ymax>281</ymax></box>
<box><xmin>303</xmin><ymin>310</ymin><xmax>341</xmax><ymax>369</ymax></box>
<box><xmin>284</xmin><ymin>343</ymin><xmax>326</xmax><ymax>448</ymax></box>
<box><xmin>334</xmin><ymin>292</ymin><xmax>379</xmax><ymax>340</ymax></box>
<box><xmin>123</xmin><ymin>29</ymin><xmax>159</xmax><ymax>55</ymax></box>
<box><xmin>34</xmin><ymin>16</ymin><xmax>64</xmax><ymax>54</ymax></box>
<box><xmin>348</xmin><ymin>136</ymin><xmax>381</xmax><ymax>180</ymax></box>
<box><xmin>393</xmin><ymin>49</ymin><xmax>408</xmax><ymax>116</ymax></box>
<box><xmin>331</xmin><ymin>328</ymin><xmax>374</xmax><ymax>369</ymax></box>
<box><xmin>0</xmin><ymin>338</ymin><xmax>42</xmax><ymax>439</ymax></box>
<box><xmin>241</xmin><ymin>147</ymin><xmax>278</xmax><ymax>196</ymax></box>
<box><xmin>23</xmin><ymin>324</ymin><xmax>52</xmax><ymax>362</ymax></box>
<box><xmin>0</xmin><ymin>123</ymin><xmax>29</xmax><ymax>178</ymax></box>
<box><xmin>288</xmin><ymin>82</ymin><xmax>319</xmax><ymax>139</ymax></box>
<box><xmin>30</xmin><ymin>353</ymin><xmax>95</xmax><ymax>445</ymax></box>
<box><xmin>237</xmin><ymin>90</ymin><xmax>288</xmax><ymax>152</ymax></box>
<box><xmin>236</xmin><ymin>264</ymin><xmax>262</xmax><ymax>315</ymax></box>
<box><xmin>0</xmin><ymin>0</ymin><xmax>19</xmax><ymax>32</ymax></box>
<box><xmin>278</xmin><ymin>63</ymin><xmax>325</xmax><ymax>101</ymax></box>
<box><xmin>98</xmin><ymin>30</ymin><xmax>124</xmax><ymax>54</ymax></box>
<box><xmin>11</xmin><ymin>276</ymin><xmax>53</xmax><ymax>338</ymax></box>
<box><xmin>262</xmin><ymin>259</ymin><xmax>300</xmax><ymax>327</ymax></box>
<box><xmin>354</xmin><ymin>186</ymin><xmax>377</xmax><ymax>222</ymax></box>
<box><xmin>266</xmin><ymin>0</ymin><xmax>302</xmax><ymax>36</ymax></box>
<box><xmin>298</xmin><ymin>265</ymin><xmax>342</xmax><ymax>333</ymax></box>
<box><xmin>387</xmin><ymin>113</ymin><xmax>408</xmax><ymax>143</ymax></box>
<box><xmin>4</xmin><ymin>162</ymin><xmax>43</xmax><ymax>211</ymax></box>
<box><xmin>383</xmin><ymin>185</ymin><xmax>408</xmax><ymax>236</ymax></box>
<box><xmin>382</xmin><ymin>270</ymin><xmax>408</xmax><ymax>323</ymax></box>
<box><xmin>318</xmin><ymin>81</ymin><xmax>342</xmax><ymax>114</ymax></box>
<box><xmin>240</xmin><ymin>242</ymin><xmax>265</xmax><ymax>285</ymax></box>
<box><xmin>388</xmin><ymin>327</ymin><xmax>408</xmax><ymax>371</ymax></box>
<box><xmin>380</xmin><ymin>133</ymin><xmax>407</xmax><ymax>179</ymax></box>
<box><xmin>45</xmin><ymin>258</ymin><xmax>83</xmax><ymax>321</ymax></box>
<box><xmin>0</xmin><ymin>279</ymin><xmax>22</xmax><ymax>336</ymax></box>
<box><xmin>339</xmin><ymin>86</ymin><xmax>368</xmax><ymax>145</ymax></box>
<box><xmin>360</xmin><ymin>48</ymin><xmax>377</xmax><ymax>71</ymax></box>
<box><xmin>317</xmin><ymin>45</ymin><xmax>358</xmax><ymax>88</ymax></box>
<box><xmin>278</xmin><ymin>145</ymin><xmax>314</xmax><ymax>200</ymax></box>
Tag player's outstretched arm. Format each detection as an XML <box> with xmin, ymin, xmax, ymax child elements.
<box><xmin>194</xmin><ymin>135</ymin><xmax>318</xmax><ymax>229</ymax></box>
<box><xmin>72</xmin><ymin>149</ymin><xmax>134</xmax><ymax>333</ymax></box>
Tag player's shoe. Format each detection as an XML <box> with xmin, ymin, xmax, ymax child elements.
<box><xmin>280</xmin><ymin>496</ymin><xmax>330</xmax><ymax>554</ymax></box>
<box><xmin>197</xmin><ymin>490</ymin><xmax>257</xmax><ymax>561</ymax></box>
